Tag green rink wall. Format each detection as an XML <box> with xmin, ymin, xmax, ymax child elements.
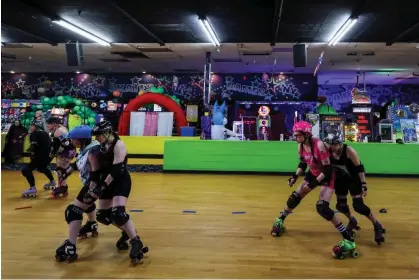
<box><xmin>163</xmin><ymin>140</ymin><xmax>419</xmax><ymax>175</ymax></box>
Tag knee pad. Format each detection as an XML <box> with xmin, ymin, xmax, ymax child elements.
<box><xmin>96</xmin><ymin>209</ymin><xmax>112</xmax><ymax>225</ymax></box>
<box><xmin>316</xmin><ymin>200</ymin><xmax>335</xmax><ymax>221</ymax></box>
<box><xmin>335</xmin><ymin>197</ymin><xmax>350</xmax><ymax>214</ymax></box>
<box><xmin>352</xmin><ymin>197</ymin><xmax>371</xmax><ymax>216</ymax></box>
<box><xmin>65</xmin><ymin>204</ymin><xmax>84</xmax><ymax>224</ymax></box>
<box><xmin>110</xmin><ymin>206</ymin><xmax>130</xmax><ymax>226</ymax></box>
<box><xmin>84</xmin><ymin>203</ymin><xmax>96</xmax><ymax>214</ymax></box>
<box><xmin>286</xmin><ymin>191</ymin><xmax>301</xmax><ymax>209</ymax></box>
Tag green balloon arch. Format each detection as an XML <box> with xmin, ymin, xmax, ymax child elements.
<box><xmin>20</xmin><ymin>96</ymin><xmax>98</xmax><ymax>129</ymax></box>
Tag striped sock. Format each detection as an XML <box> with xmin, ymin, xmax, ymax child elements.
<box><xmin>335</xmin><ymin>222</ymin><xmax>346</xmax><ymax>233</ymax></box>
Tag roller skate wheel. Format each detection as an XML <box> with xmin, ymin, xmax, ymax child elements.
<box><xmin>351</xmin><ymin>250</ymin><xmax>359</xmax><ymax>258</ymax></box>
<box><xmin>55</xmin><ymin>254</ymin><xmax>66</xmax><ymax>262</ymax></box>
<box><xmin>78</xmin><ymin>234</ymin><xmax>87</xmax><ymax>239</ymax></box>
<box><xmin>91</xmin><ymin>231</ymin><xmax>99</xmax><ymax>237</ymax></box>
<box><xmin>142</xmin><ymin>246</ymin><xmax>149</xmax><ymax>254</ymax></box>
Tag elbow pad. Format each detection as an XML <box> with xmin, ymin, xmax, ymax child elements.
<box><xmin>110</xmin><ymin>163</ymin><xmax>125</xmax><ymax>179</ymax></box>
<box><xmin>298</xmin><ymin>161</ymin><xmax>307</xmax><ymax>171</ymax></box>
<box><xmin>355</xmin><ymin>163</ymin><xmax>365</xmax><ymax>173</ymax></box>
<box><xmin>322</xmin><ymin>164</ymin><xmax>333</xmax><ymax>179</ymax></box>
<box><xmin>90</xmin><ymin>170</ymin><xmax>101</xmax><ymax>184</ymax></box>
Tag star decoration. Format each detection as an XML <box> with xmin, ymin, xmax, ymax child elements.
<box><xmin>16</xmin><ymin>79</ymin><xmax>26</xmax><ymax>88</ymax></box>
<box><xmin>130</xmin><ymin>76</ymin><xmax>142</xmax><ymax>85</ymax></box>
<box><xmin>93</xmin><ymin>75</ymin><xmax>106</xmax><ymax>86</ymax></box>
<box><xmin>108</xmin><ymin>77</ymin><xmax>117</xmax><ymax>85</ymax></box>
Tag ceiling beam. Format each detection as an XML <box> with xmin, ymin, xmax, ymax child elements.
<box><xmin>270</xmin><ymin>0</ymin><xmax>284</xmax><ymax>46</ymax></box>
<box><xmin>386</xmin><ymin>21</ymin><xmax>419</xmax><ymax>46</ymax></box>
<box><xmin>1</xmin><ymin>24</ymin><xmax>57</xmax><ymax>46</ymax></box>
<box><xmin>107</xmin><ymin>1</ymin><xmax>165</xmax><ymax>46</ymax></box>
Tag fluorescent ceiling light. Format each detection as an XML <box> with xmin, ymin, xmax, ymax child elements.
<box><xmin>198</xmin><ymin>18</ymin><xmax>220</xmax><ymax>47</ymax></box>
<box><xmin>328</xmin><ymin>17</ymin><xmax>358</xmax><ymax>46</ymax></box>
<box><xmin>53</xmin><ymin>19</ymin><xmax>111</xmax><ymax>47</ymax></box>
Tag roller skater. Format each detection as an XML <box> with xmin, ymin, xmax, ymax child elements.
<box><xmin>20</xmin><ymin>120</ymin><xmax>55</xmax><ymax>198</ymax></box>
<box><xmin>46</xmin><ymin>117</ymin><xmax>76</xmax><ymax>195</ymax></box>
<box><xmin>326</xmin><ymin>135</ymin><xmax>385</xmax><ymax>245</ymax></box>
<box><xmin>54</xmin><ymin>125</ymin><xmax>101</xmax><ymax>263</ymax></box>
<box><xmin>92</xmin><ymin>121</ymin><xmax>149</xmax><ymax>264</ymax></box>
<box><xmin>271</xmin><ymin>121</ymin><xmax>354</xmax><ymax>248</ymax></box>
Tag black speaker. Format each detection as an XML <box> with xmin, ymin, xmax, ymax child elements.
<box><xmin>65</xmin><ymin>43</ymin><xmax>84</xmax><ymax>66</ymax></box>
<box><xmin>292</xmin><ymin>44</ymin><xmax>307</xmax><ymax>68</ymax></box>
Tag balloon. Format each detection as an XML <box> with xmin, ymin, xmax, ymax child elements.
<box><xmin>150</xmin><ymin>86</ymin><xmax>158</xmax><ymax>93</ymax></box>
<box><xmin>37</xmin><ymin>87</ymin><xmax>45</xmax><ymax>94</ymax></box>
<box><xmin>138</xmin><ymin>90</ymin><xmax>145</xmax><ymax>96</ymax></box>
<box><xmin>57</xmin><ymin>96</ymin><xmax>64</xmax><ymax>102</ymax></box>
<box><xmin>75</xmin><ymin>99</ymin><xmax>83</xmax><ymax>105</ymax></box>
<box><xmin>73</xmin><ymin>105</ymin><xmax>80</xmax><ymax>112</ymax></box>
<box><xmin>157</xmin><ymin>87</ymin><xmax>165</xmax><ymax>94</ymax></box>
<box><xmin>87</xmin><ymin>117</ymin><xmax>96</xmax><ymax>124</ymax></box>
<box><xmin>37</xmin><ymin>105</ymin><xmax>43</xmax><ymax>109</ymax></box>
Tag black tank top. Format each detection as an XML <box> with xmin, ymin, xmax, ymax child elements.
<box><xmin>99</xmin><ymin>135</ymin><xmax>128</xmax><ymax>176</ymax></box>
<box><xmin>329</xmin><ymin>144</ymin><xmax>357</xmax><ymax>176</ymax></box>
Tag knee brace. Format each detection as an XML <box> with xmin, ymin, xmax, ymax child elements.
<box><xmin>96</xmin><ymin>209</ymin><xmax>112</xmax><ymax>225</ymax></box>
<box><xmin>65</xmin><ymin>204</ymin><xmax>84</xmax><ymax>224</ymax></box>
<box><xmin>352</xmin><ymin>197</ymin><xmax>371</xmax><ymax>216</ymax></box>
<box><xmin>316</xmin><ymin>200</ymin><xmax>335</xmax><ymax>221</ymax></box>
<box><xmin>286</xmin><ymin>191</ymin><xmax>302</xmax><ymax>209</ymax></box>
<box><xmin>84</xmin><ymin>203</ymin><xmax>96</xmax><ymax>214</ymax></box>
<box><xmin>335</xmin><ymin>197</ymin><xmax>350</xmax><ymax>214</ymax></box>
<box><xmin>110</xmin><ymin>206</ymin><xmax>130</xmax><ymax>226</ymax></box>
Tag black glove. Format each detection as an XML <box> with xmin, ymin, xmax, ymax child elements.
<box><xmin>361</xmin><ymin>182</ymin><xmax>368</xmax><ymax>196</ymax></box>
<box><xmin>288</xmin><ymin>174</ymin><xmax>298</xmax><ymax>186</ymax></box>
<box><xmin>83</xmin><ymin>186</ymin><xmax>104</xmax><ymax>204</ymax></box>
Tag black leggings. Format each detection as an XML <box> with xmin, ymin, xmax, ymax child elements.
<box><xmin>21</xmin><ymin>160</ymin><xmax>54</xmax><ymax>187</ymax></box>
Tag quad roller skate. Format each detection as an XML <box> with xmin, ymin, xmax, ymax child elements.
<box><xmin>374</xmin><ymin>222</ymin><xmax>386</xmax><ymax>245</ymax></box>
<box><xmin>78</xmin><ymin>221</ymin><xmax>99</xmax><ymax>239</ymax></box>
<box><xmin>347</xmin><ymin>216</ymin><xmax>361</xmax><ymax>238</ymax></box>
<box><xmin>116</xmin><ymin>231</ymin><xmax>130</xmax><ymax>250</ymax></box>
<box><xmin>332</xmin><ymin>239</ymin><xmax>359</xmax><ymax>260</ymax></box>
<box><xmin>43</xmin><ymin>181</ymin><xmax>56</xmax><ymax>190</ymax></box>
<box><xmin>129</xmin><ymin>237</ymin><xmax>149</xmax><ymax>265</ymax></box>
<box><xmin>51</xmin><ymin>185</ymin><xmax>68</xmax><ymax>198</ymax></box>
<box><xmin>22</xmin><ymin>187</ymin><xmax>37</xmax><ymax>198</ymax></box>
<box><xmin>271</xmin><ymin>217</ymin><xmax>286</xmax><ymax>237</ymax></box>
<box><xmin>55</xmin><ymin>239</ymin><xmax>78</xmax><ymax>263</ymax></box>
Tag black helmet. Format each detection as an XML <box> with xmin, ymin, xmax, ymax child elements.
<box><xmin>46</xmin><ymin>117</ymin><xmax>60</xmax><ymax>124</ymax></box>
<box><xmin>325</xmin><ymin>135</ymin><xmax>342</xmax><ymax>145</ymax></box>
<box><xmin>92</xmin><ymin>120</ymin><xmax>113</xmax><ymax>136</ymax></box>
<box><xmin>30</xmin><ymin>120</ymin><xmax>44</xmax><ymax>131</ymax></box>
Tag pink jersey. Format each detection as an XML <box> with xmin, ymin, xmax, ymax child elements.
<box><xmin>298</xmin><ymin>138</ymin><xmax>329</xmax><ymax>177</ymax></box>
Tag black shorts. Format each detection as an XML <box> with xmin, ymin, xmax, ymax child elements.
<box><xmin>99</xmin><ymin>172</ymin><xmax>132</xmax><ymax>200</ymax></box>
<box><xmin>304</xmin><ymin>170</ymin><xmax>335</xmax><ymax>190</ymax></box>
<box><xmin>334</xmin><ymin>171</ymin><xmax>362</xmax><ymax>197</ymax></box>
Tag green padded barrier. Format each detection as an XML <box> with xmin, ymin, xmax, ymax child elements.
<box><xmin>163</xmin><ymin>140</ymin><xmax>419</xmax><ymax>175</ymax></box>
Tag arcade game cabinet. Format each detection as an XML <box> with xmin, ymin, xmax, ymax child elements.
<box><xmin>351</xmin><ymin>88</ymin><xmax>373</xmax><ymax>141</ymax></box>
<box><xmin>257</xmin><ymin>105</ymin><xmax>271</xmax><ymax>140</ymax></box>
<box><xmin>319</xmin><ymin>115</ymin><xmax>345</xmax><ymax>141</ymax></box>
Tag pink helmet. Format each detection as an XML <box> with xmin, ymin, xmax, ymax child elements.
<box><xmin>293</xmin><ymin>121</ymin><xmax>312</xmax><ymax>135</ymax></box>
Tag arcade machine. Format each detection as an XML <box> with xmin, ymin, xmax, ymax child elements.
<box><xmin>389</xmin><ymin>103</ymin><xmax>419</xmax><ymax>143</ymax></box>
<box><xmin>351</xmin><ymin>88</ymin><xmax>373</xmax><ymax>141</ymax></box>
<box><xmin>232</xmin><ymin>120</ymin><xmax>244</xmax><ymax>140</ymax></box>
<box><xmin>377</xmin><ymin>120</ymin><xmax>393</xmax><ymax>143</ymax></box>
<box><xmin>319</xmin><ymin>115</ymin><xmax>345</xmax><ymax>141</ymax></box>
<box><xmin>344</xmin><ymin>123</ymin><xmax>358</xmax><ymax>142</ymax></box>
<box><xmin>256</xmin><ymin>105</ymin><xmax>271</xmax><ymax>140</ymax></box>
<box><xmin>1</xmin><ymin>99</ymin><xmax>33</xmax><ymax>132</ymax></box>
<box><xmin>306</xmin><ymin>113</ymin><xmax>320</xmax><ymax>138</ymax></box>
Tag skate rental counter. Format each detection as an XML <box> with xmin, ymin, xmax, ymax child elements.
<box><xmin>163</xmin><ymin>140</ymin><xmax>419</xmax><ymax>176</ymax></box>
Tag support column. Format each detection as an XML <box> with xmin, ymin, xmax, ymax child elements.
<box><xmin>203</xmin><ymin>51</ymin><xmax>212</xmax><ymax>108</ymax></box>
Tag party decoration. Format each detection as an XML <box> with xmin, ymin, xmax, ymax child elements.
<box><xmin>112</xmin><ymin>90</ymin><xmax>121</xmax><ymax>97</ymax></box>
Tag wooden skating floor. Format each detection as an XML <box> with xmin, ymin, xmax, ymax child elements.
<box><xmin>1</xmin><ymin>171</ymin><xmax>419</xmax><ymax>279</ymax></box>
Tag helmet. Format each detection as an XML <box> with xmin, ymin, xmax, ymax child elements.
<box><xmin>46</xmin><ymin>117</ymin><xmax>60</xmax><ymax>124</ymax></box>
<box><xmin>325</xmin><ymin>135</ymin><xmax>342</xmax><ymax>145</ymax></box>
<box><xmin>68</xmin><ymin>125</ymin><xmax>92</xmax><ymax>139</ymax></box>
<box><xmin>292</xmin><ymin>121</ymin><xmax>312</xmax><ymax>135</ymax></box>
<box><xmin>92</xmin><ymin>120</ymin><xmax>113</xmax><ymax>136</ymax></box>
<box><xmin>30</xmin><ymin>120</ymin><xmax>44</xmax><ymax>130</ymax></box>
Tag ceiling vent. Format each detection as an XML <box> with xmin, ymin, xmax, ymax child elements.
<box><xmin>111</xmin><ymin>51</ymin><xmax>150</xmax><ymax>59</ymax></box>
<box><xmin>213</xmin><ymin>58</ymin><xmax>242</xmax><ymax>63</ymax></box>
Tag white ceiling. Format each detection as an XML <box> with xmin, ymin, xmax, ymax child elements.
<box><xmin>2</xmin><ymin>42</ymin><xmax>419</xmax><ymax>84</ymax></box>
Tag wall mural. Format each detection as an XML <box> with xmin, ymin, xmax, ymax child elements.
<box><xmin>318</xmin><ymin>85</ymin><xmax>419</xmax><ymax>114</ymax></box>
<box><xmin>2</xmin><ymin>73</ymin><xmax>419</xmax><ymax>110</ymax></box>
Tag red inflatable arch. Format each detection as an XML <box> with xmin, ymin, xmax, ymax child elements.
<box><xmin>117</xmin><ymin>93</ymin><xmax>188</xmax><ymax>136</ymax></box>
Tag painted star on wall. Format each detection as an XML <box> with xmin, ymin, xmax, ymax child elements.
<box><xmin>16</xmin><ymin>79</ymin><xmax>26</xmax><ymax>88</ymax></box>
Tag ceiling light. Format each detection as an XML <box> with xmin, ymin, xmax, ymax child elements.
<box><xmin>76</xmin><ymin>71</ymin><xmax>80</xmax><ymax>74</ymax></box>
<box><xmin>198</xmin><ymin>17</ymin><xmax>220</xmax><ymax>47</ymax></box>
<box><xmin>142</xmin><ymin>71</ymin><xmax>146</xmax><ymax>74</ymax></box>
<box><xmin>52</xmin><ymin>19</ymin><xmax>111</xmax><ymax>47</ymax></box>
<box><xmin>328</xmin><ymin>17</ymin><xmax>358</xmax><ymax>46</ymax></box>
<box><xmin>10</xmin><ymin>70</ymin><xmax>15</xmax><ymax>74</ymax></box>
